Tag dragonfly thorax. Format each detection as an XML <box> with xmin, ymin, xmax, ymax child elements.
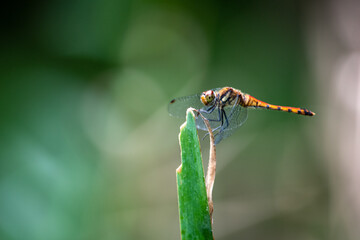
<box><xmin>201</xmin><ymin>90</ymin><xmax>216</xmax><ymax>106</ymax></box>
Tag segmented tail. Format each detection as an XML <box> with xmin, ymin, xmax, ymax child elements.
<box><xmin>246</xmin><ymin>95</ymin><xmax>315</xmax><ymax>116</ymax></box>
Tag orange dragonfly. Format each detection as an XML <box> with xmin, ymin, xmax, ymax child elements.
<box><xmin>168</xmin><ymin>87</ymin><xmax>315</xmax><ymax>144</ymax></box>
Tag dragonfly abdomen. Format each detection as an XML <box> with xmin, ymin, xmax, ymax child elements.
<box><xmin>246</xmin><ymin>95</ymin><xmax>315</xmax><ymax>116</ymax></box>
<box><xmin>266</xmin><ymin>105</ymin><xmax>315</xmax><ymax>116</ymax></box>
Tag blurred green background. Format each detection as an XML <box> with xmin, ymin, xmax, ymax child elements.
<box><xmin>2</xmin><ymin>0</ymin><xmax>359</xmax><ymax>239</ymax></box>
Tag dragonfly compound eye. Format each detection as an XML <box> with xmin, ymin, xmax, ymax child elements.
<box><xmin>201</xmin><ymin>90</ymin><xmax>215</xmax><ymax>105</ymax></box>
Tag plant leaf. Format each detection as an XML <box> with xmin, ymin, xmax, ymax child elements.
<box><xmin>176</xmin><ymin>109</ymin><xmax>213</xmax><ymax>240</ymax></box>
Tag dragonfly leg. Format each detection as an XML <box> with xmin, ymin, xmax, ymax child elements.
<box><xmin>203</xmin><ymin>108</ymin><xmax>228</xmax><ymax>136</ymax></box>
<box><xmin>200</xmin><ymin>106</ymin><xmax>222</xmax><ymax>122</ymax></box>
<box><xmin>221</xmin><ymin>109</ymin><xmax>229</xmax><ymax>130</ymax></box>
<box><xmin>228</xmin><ymin>94</ymin><xmax>239</xmax><ymax>119</ymax></box>
<box><xmin>213</xmin><ymin>95</ymin><xmax>237</xmax><ymax>134</ymax></box>
<box><xmin>221</xmin><ymin>95</ymin><xmax>242</xmax><ymax>132</ymax></box>
<box><xmin>209</xmin><ymin>107</ymin><xmax>222</xmax><ymax>122</ymax></box>
<box><xmin>204</xmin><ymin>110</ymin><xmax>227</xmax><ymax>138</ymax></box>
<box><xmin>203</xmin><ymin>109</ymin><xmax>231</xmax><ymax>144</ymax></box>
<box><xmin>201</xmin><ymin>108</ymin><xmax>223</xmax><ymax>140</ymax></box>
<box><xmin>199</xmin><ymin>104</ymin><xmax>216</xmax><ymax>114</ymax></box>
<box><xmin>210</xmin><ymin>110</ymin><xmax>229</xmax><ymax>144</ymax></box>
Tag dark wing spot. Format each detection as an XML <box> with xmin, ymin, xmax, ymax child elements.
<box><xmin>277</xmin><ymin>107</ymin><xmax>281</xmax><ymax>110</ymax></box>
<box><xmin>288</xmin><ymin>109</ymin><xmax>292</xmax><ymax>112</ymax></box>
<box><xmin>170</xmin><ymin>99</ymin><xmax>176</xmax><ymax>104</ymax></box>
<box><xmin>266</xmin><ymin>105</ymin><xmax>270</xmax><ymax>109</ymax></box>
<box><xmin>297</xmin><ymin>110</ymin><xmax>302</xmax><ymax>114</ymax></box>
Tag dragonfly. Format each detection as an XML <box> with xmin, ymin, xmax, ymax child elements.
<box><xmin>168</xmin><ymin>87</ymin><xmax>315</xmax><ymax>144</ymax></box>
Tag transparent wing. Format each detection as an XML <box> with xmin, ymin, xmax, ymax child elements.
<box><xmin>214</xmin><ymin>105</ymin><xmax>248</xmax><ymax>144</ymax></box>
<box><xmin>168</xmin><ymin>94</ymin><xmax>202</xmax><ymax>118</ymax></box>
<box><xmin>168</xmin><ymin>94</ymin><xmax>222</xmax><ymax>131</ymax></box>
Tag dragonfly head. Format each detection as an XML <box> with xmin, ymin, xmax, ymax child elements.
<box><xmin>201</xmin><ymin>90</ymin><xmax>216</xmax><ymax>106</ymax></box>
